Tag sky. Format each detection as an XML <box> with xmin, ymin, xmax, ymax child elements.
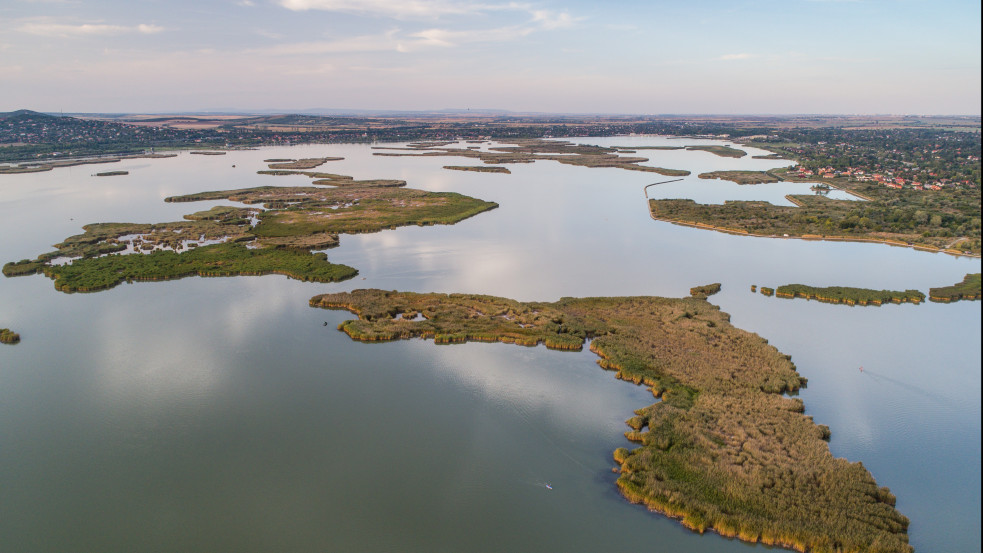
<box><xmin>0</xmin><ymin>0</ymin><xmax>980</xmax><ymax>114</ymax></box>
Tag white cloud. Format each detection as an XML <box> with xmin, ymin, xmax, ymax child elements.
<box><xmin>530</xmin><ymin>10</ymin><xmax>581</xmax><ymax>30</ymax></box>
<box><xmin>718</xmin><ymin>53</ymin><xmax>753</xmax><ymax>61</ymax></box>
<box><xmin>254</xmin><ymin>30</ymin><xmax>404</xmax><ymax>55</ymax></box>
<box><xmin>255</xmin><ymin>20</ymin><xmax>545</xmax><ymax>55</ymax></box>
<box><xmin>137</xmin><ymin>24</ymin><xmax>164</xmax><ymax>34</ymax></box>
<box><xmin>19</xmin><ymin>22</ymin><xmax>164</xmax><ymax>37</ymax></box>
<box><xmin>411</xmin><ymin>25</ymin><xmax>532</xmax><ymax>47</ymax></box>
<box><xmin>277</xmin><ymin>0</ymin><xmax>582</xmax><ymax>29</ymax></box>
<box><xmin>278</xmin><ymin>0</ymin><xmax>491</xmax><ymax>18</ymax></box>
<box><xmin>255</xmin><ymin>29</ymin><xmax>284</xmax><ymax>39</ymax></box>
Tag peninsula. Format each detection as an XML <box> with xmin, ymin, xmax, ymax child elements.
<box><xmin>649</xmin><ymin>178</ymin><xmax>980</xmax><ymax>256</ymax></box>
<box><xmin>311</xmin><ymin>289</ymin><xmax>912</xmax><ymax>553</ymax></box>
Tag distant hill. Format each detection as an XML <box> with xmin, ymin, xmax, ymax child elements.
<box><xmin>0</xmin><ymin>109</ymin><xmax>64</xmax><ymax>120</ymax></box>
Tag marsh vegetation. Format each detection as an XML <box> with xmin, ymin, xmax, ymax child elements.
<box><xmin>929</xmin><ymin>273</ymin><xmax>981</xmax><ymax>302</ymax></box>
<box><xmin>266</xmin><ymin>157</ymin><xmax>343</xmax><ymax>170</ymax></box>
<box><xmin>768</xmin><ymin>284</ymin><xmax>925</xmax><ymax>305</ymax></box>
<box><xmin>311</xmin><ymin>289</ymin><xmax>912</xmax><ymax>553</ymax></box>
<box><xmin>0</xmin><ymin>327</ymin><xmax>19</xmax><ymax>344</ymax></box>
<box><xmin>684</xmin><ymin>145</ymin><xmax>748</xmax><ymax>158</ymax></box>
<box><xmin>698</xmin><ymin>171</ymin><xmax>782</xmax><ymax>185</ymax></box>
<box><xmin>374</xmin><ymin>139</ymin><xmax>691</xmax><ymax>177</ymax></box>
<box><xmin>4</xmin><ymin>174</ymin><xmax>497</xmax><ymax>292</ymax></box>
<box><xmin>650</xmin><ymin>188</ymin><xmax>981</xmax><ymax>255</ymax></box>
<box><xmin>443</xmin><ymin>165</ymin><xmax>511</xmax><ymax>174</ymax></box>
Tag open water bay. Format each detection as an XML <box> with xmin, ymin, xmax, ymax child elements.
<box><xmin>0</xmin><ymin>139</ymin><xmax>979</xmax><ymax>552</ymax></box>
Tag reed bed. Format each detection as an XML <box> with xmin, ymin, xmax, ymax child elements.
<box><xmin>0</xmin><ymin>153</ymin><xmax>176</xmax><ymax>175</ymax></box>
<box><xmin>649</xmin><ymin>196</ymin><xmax>981</xmax><ymax>256</ymax></box>
<box><xmin>372</xmin><ymin>139</ymin><xmax>691</xmax><ymax>177</ymax></box>
<box><xmin>698</xmin><ymin>171</ymin><xmax>780</xmax><ymax>184</ymax></box>
<box><xmin>41</xmin><ymin>243</ymin><xmax>357</xmax><ymax>292</ymax></box>
<box><xmin>7</xmin><ymin>182</ymin><xmax>498</xmax><ymax>293</ymax></box>
<box><xmin>254</xmin><ymin>169</ymin><xmax>406</xmax><ymax>188</ymax></box>
<box><xmin>689</xmin><ymin>283</ymin><xmax>721</xmax><ymax>298</ymax></box>
<box><xmin>443</xmin><ymin>165</ymin><xmax>511</xmax><ymax>174</ymax></box>
<box><xmin>266</xmin><ymin>157</ymin><xmax>343</xmax><ymax>170</ymax></box>
<box><xmin>772</xmin><ymin>284</ymin><xmax>925</xmax><ymax>306</ymax></box>
<box><xmin>929</xmin><ymin>273</ymin><xmax>981</xmax><ymax>302</ymax></box>
<box><xmin>0</xmin><ymin>328</ymin><xmax>20</xmax><ymax>344</ymax></box>
<box><xmin>685</xmin><ymin>145</ymin><xmax>748</xmax><ymax>158</ymax></box>
<box><xmin>310</xmin><ymin>289</ymin><xmax>912</xmax><ymax>553</ymax></box>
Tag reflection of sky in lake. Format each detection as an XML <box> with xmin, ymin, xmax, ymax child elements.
<box><xmin>0</xmin><ymin>139</ymin><xmax>979</xmax><ymax>553</ymax></box>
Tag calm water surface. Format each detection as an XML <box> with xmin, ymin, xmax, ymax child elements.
<box><xmin>0</xmin><ymin>138</ymin><xmax>979</xmax><ymax>552</ymax></box>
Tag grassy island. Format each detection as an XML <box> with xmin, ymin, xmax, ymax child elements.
<box><xmin>266</xmin><ymin>157</ymin><xmax>343</xmax><ymax>170</ymax></box>
<box><xmin>698</xmin><ymin>171</ymin><xmax>781</xmax><ymax>185</ymax></box>
<box><xmin>310</xmin><ymin>289</ymin><xmax>912</xmax><ymax>553</ymax></box>
<box><xmin>374</xmin><ymin>139</ymin><xmax>691</xmax><ymax>177</ymax></box>
<box><xmin>255</xmin><ymin>169</ymin><xmax>406</xmax><ymax>188</ymax></box>
<box><xmin>95</xmin><ymin>170</ymin><xmax>128</xmax><ymax>177</ymax></box>
<box><xmin>5</xmin><ymin>177</ymin><xmax>498</xmax><ymax>293</ymax></box>
<box><xmin>929</xmin><ymin>273</ymin><xmax>981</xmax><ymax>302</ymax></box>
<box><xmin>770</xmin><ymin>284</ymin><xmax>925</xmax><ymax>306</ymax></box>
<box><xmin>689</xmin><ymin>283</ymin><xmax>721</xmax><ymax>298</ymax></box>
<box><xmin>685</xmin><ymin>145</ymin><xmax>747</xmax><ymax>158</ymax></box>
<box><xmin>0</xmin><ymin>328</ymin><xmax>20</xmax><ymax>344</ymax></box>
<box><xmin>0</xmin><ymin>153</ymin><xmax>176</xmax><ymax>174</ymax></box>
<box><xmin>443</xmin><ymin>165</ymin><xmax>511</xmax><ymax>174</ymax></box>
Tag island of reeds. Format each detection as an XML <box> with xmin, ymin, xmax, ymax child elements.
<box><xmin>3</xmin><ymin>175</ymin><xmax>498</xmax><ymax>293</ymax></box>
<box><xmin>265</xmin><ymin>157</ymin><xmax>343</xmax><ymax>170</ymax></box>
<box><xmin>760</xmin><ymin>284</ymin><xmax>926</xmax><ymax>306</ymax></box>
<box><xmin>698</xmin><ymin>170</ymin><xmax>781</xmax><ymax>185</ymax></box>
<box><xmin>374</xmin><ymin>139</ymin><xmax>691</xmax><ymax>177</ymax></box>
<box><xmin>310</xmin><ymin>289</ymin><xmax>912</xmax><ymax>553</ymax></box>
<box><xmin>95</xmin><ymin>170</ymin><xmax>128</xmax><ymax>177</ymax></box>
<box><xmin>443</xmin><ymin>165</ymin><xmax>511</xmax><ymax>174</ymax></box>
<box><xmin>0</xmin><ymin>153</ymin><xmax>176</xmax><ymax>174</ymax></box>
<box><xmin>689</xmin><ymin>282</ymin><xmax>721</xmax><ymax>298</ymax></box>
<box><xmin>0</xmin><ymin>327</ymin><xmax>20</xmax><ymax>344</ymax></box>
<box><xmin>929</xmin><ymin>273</ymin><xmax>981</xmax><ymax>302</ymax></box>
<box><xmin>684</xmin><ymin>145</ymin><xmax>747</xmax><ymax>158</ymax></box>
<box><xmin>613</xmin><ymin>145</ymin><xmax>747</xmax><ymax>158</ymax></box>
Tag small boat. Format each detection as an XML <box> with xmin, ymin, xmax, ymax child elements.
<box><xmin>545</xmin><ymin>483</ymin><xmax>552</xmax><ymax>490</ymax></box>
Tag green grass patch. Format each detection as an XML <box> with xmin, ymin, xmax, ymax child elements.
<box><xmin>685</xmin><ymin>145</ymin><xmax>747</xmax><ymax>158</ymax></box>
<box><xmin>698</xmin><ymin>171</ymin><xmax>780</xmax><ymax>185</ymax></box>
<box><xmin>0</xmin><ymin>328</ymin><xmax>20</xmax><ymax>344</ymax></box>
<box><xmin>689</xmin><ymin>283</ymin><xmax>721</xmax><ymax>298</ymax></box>
<box><xmin>772</xmin><ymin>284</ymin><xmax>925</xmax><ymax>305</ymax></box>
<box><xmin>929</xmin><ymin>273</ymin><xmax>981</xmax><ymax>302</ymax></box>
<box><xmin>41</xmin><ymin>242</ymin><xmax>357</xmax><ymax>292</ymax></box>
<box><xmin>311</xmin><ymin>289</ymin><xmax>911</xmax><ymax>553</ymax></box>
<box><xmin>8</xmin><ymin>182</ymin><xmax>497</xmax><ymax>293</ymax></box>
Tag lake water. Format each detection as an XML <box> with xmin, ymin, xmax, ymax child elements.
<box><xmin>0</xmin><ymin>138</ymin><xmax>979</xmax><ymax>552</ymax></box>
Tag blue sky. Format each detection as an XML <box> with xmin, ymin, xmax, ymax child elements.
<box><xmin>1</xmin><ymin>0</ymin><xmax>979</xmax><ymax>114</ymax></box>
